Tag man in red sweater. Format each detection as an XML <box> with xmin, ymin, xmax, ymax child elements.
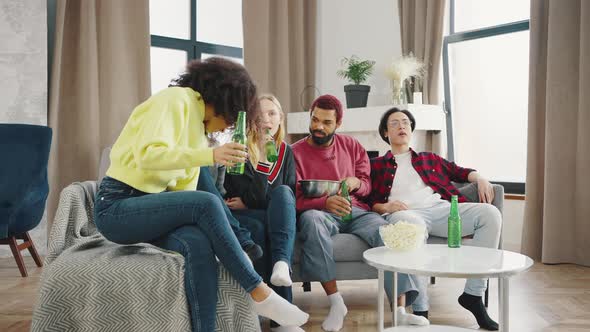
<box><xmin>292</xmin><ymin>95</ymin><xmax>425</xmax><ymax>331</ymax></box>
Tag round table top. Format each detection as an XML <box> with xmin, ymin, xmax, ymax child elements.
<box><xmin>363</xmin><ymin>244</ymin><xmax>534</xmax><ymax>278</ymax></box>
<box><xmin>383</xmin><ymin>325</ymin><xmax>477</xmax><ymax>331</ymax></box>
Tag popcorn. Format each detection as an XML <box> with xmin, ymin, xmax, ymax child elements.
<box><xmin>379</xmin><ymin>221</ymin><xmax>426</xmax><ymax>251</ymax></box>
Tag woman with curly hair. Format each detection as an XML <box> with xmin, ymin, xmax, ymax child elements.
<box><xmin>94</xmin><ymin>58</ymin><xmax>309</xmax><ymax>331</ymax></box>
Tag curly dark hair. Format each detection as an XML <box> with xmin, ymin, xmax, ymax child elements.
<box><xmin>309</xmin><ymin>94</ymin><xmax>344</xmax><ymax>123</ymax></box>
<box><xmin>170</xmin><ymin>57</ymin><xmax>259</xmax><ymax>127</ymax></box>
<box><xmin>378</xmin><ymin>107</ymin><xmax>416</xmax><ymax>144</ymax></box>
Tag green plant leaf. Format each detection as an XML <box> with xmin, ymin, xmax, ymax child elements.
<box><xmin>337</xmin><ymin>55</ymin><xmax>376</xmax><ymax>85</ymax></box>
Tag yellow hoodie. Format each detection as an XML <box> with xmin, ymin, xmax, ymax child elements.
<box><xmin>106</xmin><ymin>87</ymin><xmax>214</xmax><ymax>193</ymax></box>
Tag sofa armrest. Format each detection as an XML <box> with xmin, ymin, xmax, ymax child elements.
<box><xmin>455</xmin><ymin>182</ymin><xmax>504</xmax><ymax>214</ymax></box>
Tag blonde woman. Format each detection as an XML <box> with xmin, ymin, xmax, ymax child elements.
<box><xmin>224</xmin><ymin>94</ymin><xmax>299</xmax><ymax>331</ymax></box>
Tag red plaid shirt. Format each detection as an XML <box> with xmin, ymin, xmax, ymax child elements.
<box><xmin>368</xmin><ymin>149</ymin><xmax>475</xmax><ymax>206</ymax></box>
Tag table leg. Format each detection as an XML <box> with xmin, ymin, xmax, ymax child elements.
<box><xmin>499</xmin><ymin>277</ymin><xmax>509</xmax><ymax>332</ymax></box>
<box><xmin>378</xmin><ymin>269</ymin><xmax>384</xmax><ymax>332</ymax></box>
<box><xmin>392</xmin><ymin>271</ymin><xmax>398</xmax><ymax>327</ymax></box>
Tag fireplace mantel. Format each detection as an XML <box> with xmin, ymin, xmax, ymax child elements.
<box><xmin>286</xmin><ymin>104</ymin><xmax>446</xmax><ymax>156</ymax></box>
<box><xmin>286</xmin><ymin>104</ymin><xmax>445</xmax><ymax>134</ymax></box>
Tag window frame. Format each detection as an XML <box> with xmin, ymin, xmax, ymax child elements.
<box><xmin>150</xmin><ymin>0</ymin><xmax>243</xmax><ymax>65</ymax></box>
<box><xmin>443</xmin><ymin>0</ymin><xmax>529</xmax><ymax>194</ymax></box>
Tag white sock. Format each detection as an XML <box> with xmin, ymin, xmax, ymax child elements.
<box><xmin>271</xmin><ymin>326</ymin><xmax>305</xmax><ymax>332</ymax></box>
<box><xmin>270</xmin><ymin>261</ymin><xmax>292</xmax><ymax>287</ymax></box>
<box><xmin>397</xmin><ymin>306</ymin><xmax>429</xmax><ymax>326</ymax></box>
<box><xmin>253</xmin><ymin>290</ymin><xmax>309</xmax><ymax>327</ymax></box>
<box><xmin>322</xmin><ymin>293</ymin><xmax>348</xmax><ymax>331</ymax></box>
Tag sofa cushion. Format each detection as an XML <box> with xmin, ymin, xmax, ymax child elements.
<box><xmin>292</xmin><ymin>233</ymin><xmax>371</xmax><ymax>264</ymax></box>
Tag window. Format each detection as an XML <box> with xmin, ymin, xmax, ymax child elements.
<box><xmin>149</xmin><ymin>0</ymin><xmax>244</xmax><ymax>94</ymax></box>
<box><xmin>443</xmin><ymin>0</ymin><xmax>530</xmax><ymax>194</ymax></box>
<box><xmin>196</xmin><ymin>0</ymin><xmax>243</xmax><ymax>48</ymax></box>
<box><xmin>452</xmin><ymin>0</ymin><xmax>530</xmax><ymax>33</ymax></box>
<box><xmin>150</xmin><ymin>47</ymin><xmax>188</xmax><ymax>94</ymax></box>
<box><xmin>149</xmin><ymin>0</ymin><xmax>191</xmax><ymax>40</ymax></box>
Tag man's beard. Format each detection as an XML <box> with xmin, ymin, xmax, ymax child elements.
<box><xmin>309</xmin><ymin>129</ymin><xmax>336</xmax><ymax>145</ymax></box>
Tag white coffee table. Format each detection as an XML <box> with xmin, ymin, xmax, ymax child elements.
<box><xmin>363</xmin><ymin>244</ymin><xmax>533</xmax><ymax>332</ymax></box>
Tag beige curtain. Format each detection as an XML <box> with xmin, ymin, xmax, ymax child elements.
<box><xmin>398</xmin><ymin>0</ymin><xmax>446</xmax><ymax>105</ymax></box>
<box><xmin>47</xmin><ymin>0</ymin><xmax>151</xmax><ymax>233</ymax></box>
<box><xmin>242</xmin><ymin>0</ymin><xmax>316</xmax><ymax>140</ymax></box>
<box><xmin>398</xmin><ymin>0</ymin><xmax>446</xmax><ymax>154</ymax></box>
<box><xmin>522</xmin><ymin>0</ymin><xmax>590</xmax><ymax>266</ymax></box>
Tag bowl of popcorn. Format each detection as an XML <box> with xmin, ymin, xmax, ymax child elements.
<box><xmin>379</xmin><ymin>221</ymin><xmax>426</xmax><ymax>251</ymax></box>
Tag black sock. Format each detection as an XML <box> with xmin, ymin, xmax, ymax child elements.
<box><xmin>458</xmin><ymin>293</ymin><xmax>498</xmax><ymax>331</ymax></box>
<box><xmin>412</xmin><ymin>310</ymin><xmax>429</xmax><ymax>319</ymax></box>
<box><xmin>243</xmin><ymin>243</ymin><xmax>263</xmax><ymax>262</ymax></box>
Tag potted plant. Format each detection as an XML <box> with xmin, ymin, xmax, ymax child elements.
<box><xmin>337</xmin><ymin>55</ymin><xmax>375</xmax><ymax>108</ymax></box>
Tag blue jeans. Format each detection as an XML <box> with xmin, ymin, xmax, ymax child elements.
<box><xmin>232</xmin><ymin>185</ymin><xmax>296</xmax><ymax>328</ymax></box>
<box><xmin>298</xmin><ymin>207</ymin><xmax>420</xmax><ymax>306</ymax></box>
<box><xmin>197</xmin><ymin>167</ymin><xmax>254</xmax><ymax>248</ymax></box>
<box><xmin>94</xmin><ymin>176</ymin><xmax>262</xmax><ymax>332</ymax></box>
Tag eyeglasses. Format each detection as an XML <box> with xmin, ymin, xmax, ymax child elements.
<box><xmin>388</xmin><ymin>120</ymin><xmax>412</xmax><ymax>128</ymax></box>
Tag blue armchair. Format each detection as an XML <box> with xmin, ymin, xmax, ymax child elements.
<box><xmin>0</xmin><ymin>124</ymin><xmax>52</xmax><ymax>277</ymax></box>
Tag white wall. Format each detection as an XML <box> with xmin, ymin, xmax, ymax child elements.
<box><xmin>502</xmin><ymin>200</ymin><xmax>525</xmax><ymax>252</ymax></box>
<box><xmin>316</xmin><ymin>0</ymin><xmax>401</xmax><ymax>106</ymax></box>
<box><xmin>0</xmin><ymin>0</ymin><xmax>47</xmax><ymax>125</ymax></box>
<box><xmin>315</xmin><ymin>0</ymin><xmax>427</xmax><ymax>151</ymax></box>
<box><xmin>0</xmin><ymin>0</ymin><xmax>48</xmax><ymax>256</ymax></box>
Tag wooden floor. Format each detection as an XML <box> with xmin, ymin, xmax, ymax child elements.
<box><xmin>2</xmin><ymin>257</ymin><xmax>589</xmax><ymax>332</ymax></box>
<box><xmin>1</xmin><ymin>257</ymin><xmax>43</xmax><ymax>332</ymax></box>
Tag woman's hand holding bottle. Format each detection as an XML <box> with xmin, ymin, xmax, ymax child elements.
<box><xmin>213</xmin><ymin>142</ymin><xmax>247</xmax><ymax>167</ymax></box>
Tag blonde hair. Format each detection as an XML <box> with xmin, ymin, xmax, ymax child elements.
<box><xmin>248</xmin><ymin>94</ymin><xmax>285</xmax><ymax>166</ymax></box>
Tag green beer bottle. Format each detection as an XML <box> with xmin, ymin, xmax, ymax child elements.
<box><xmin>340</xmin><ymin>181</ymin><xmax>352</xmax><ymax>222</ymax></box>
<box><xmin>447</xmin><ymin>195</ymin><xmax>462</xmax><ymax>248</ymax></box>
<box><xmin>227</xmin><ymin>111</ymin><xmax>247</xmax><ymax>175</ymax></box>
<box><xmin>265</xmin><ymin>129</ymin><xmax>278</xmax><ymax>162</ymax></box>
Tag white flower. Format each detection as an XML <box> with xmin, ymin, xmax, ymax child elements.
<box><xmin>385</xmin><ymin>54</ymin><xmax>426</xmax><ymax>89</ymax></box>
<box><xmin>379</xmin><ymin>221</ymin><xmax>426</xmax><ymax>251</ymax></box>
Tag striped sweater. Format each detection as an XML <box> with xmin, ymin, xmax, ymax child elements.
<box><xmin>224</xmin><ymin>142</ymin><xmax>296</xmax><ymax>209</ymax></box>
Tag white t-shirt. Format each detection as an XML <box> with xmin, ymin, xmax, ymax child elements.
<box><xmin>388</xmin><ymin>151</ymin><xmax>445</xmax><ymax>209</ymax></box>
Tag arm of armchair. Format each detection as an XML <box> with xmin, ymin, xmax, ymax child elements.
<box><xmin>454</xmin><ymin>182</ymin><xmax>504</xmax><ymax>214</ymax></box>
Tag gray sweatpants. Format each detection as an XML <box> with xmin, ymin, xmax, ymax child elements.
<box><xmin>298</xmin><ymin>207</ymin><xmax>420</xmax><ymax>306</ymax></box>
<box><xmin>385</xmin><ymin>201</ymin><xmax>502</xmax><ymax>311</ymax></box>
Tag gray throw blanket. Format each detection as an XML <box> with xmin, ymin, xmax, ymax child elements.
<box><xmin>32</xmin><ymin>181</ymin><xmax>260</xmax><ymax>332</ymax></box>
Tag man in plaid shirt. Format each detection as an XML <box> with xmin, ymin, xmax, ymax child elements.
<box><xmin>368</xmin><ymin>108</ymin><xmax>502</xmax><ymax>331</ymax></box>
